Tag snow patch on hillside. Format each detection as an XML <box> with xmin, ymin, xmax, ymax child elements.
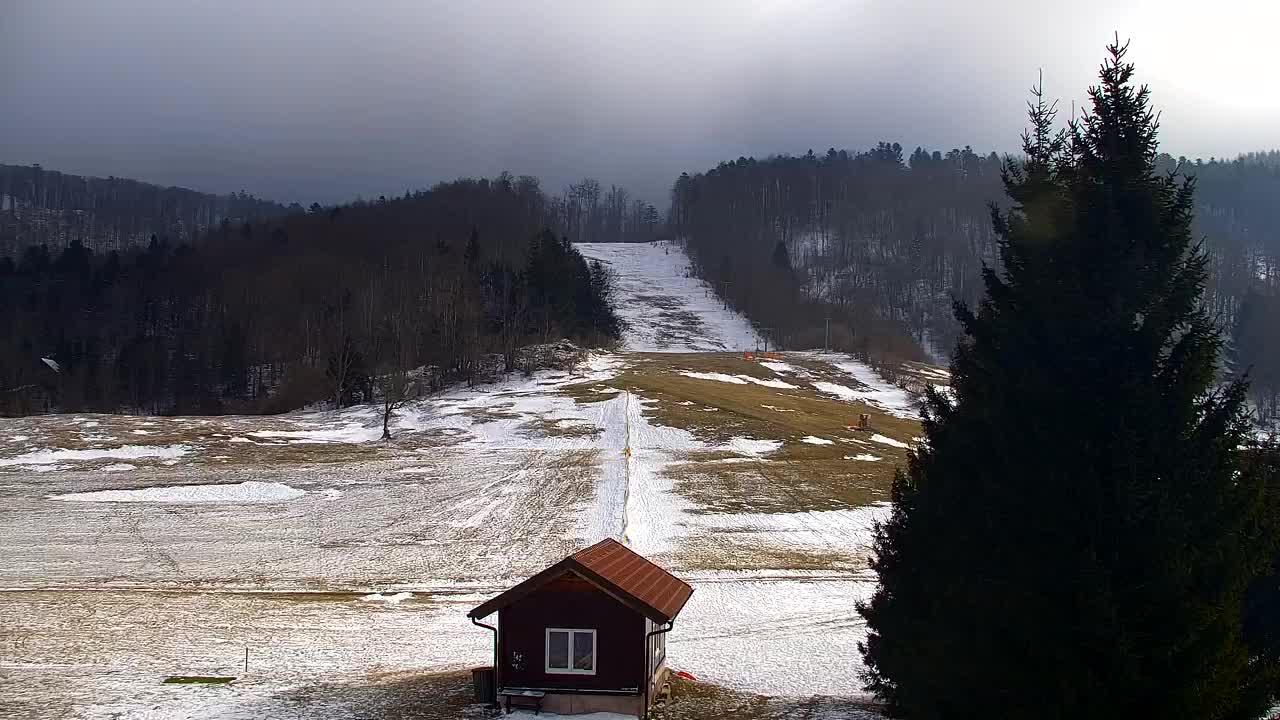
<box><xmin>870</xmin><ymin>433</ymin><xmax>910</xmax><ymax>449</ymax></box>
<box><xmin>101</xmin><ymin>463</ymin><xmax>137</xmax><ymax>472</ymax></box>
<box><xmin>360</xmin><ymin>591</ymin><xmax>414</xmax><ymax>605</ymax></box>
<box><xmin>249</xmin><ymin>422</ymin><xmax>382</xmax><ymax>444</ymax></box>
<box><xmin>801</xmin><ymin>352</ymin><xmax>922</xmax><ymax>420</ymax></box>
<box><xmin>691</xmin><ymin>504</ymin><xmax>886</xmax><ymax>547</ymax></box>
<box><xmin>51</xmin><ymin>480</ymin><xmax>306</xmax><ymax>504</ymax></box>
<box><xmin>724</xmin><ymin>438</ymin><xmax>783</xmax><ymax>456</ymax></box>
<box><xmin>680</xmin><ymin>370</ymin><xmax>797</xmax><ymax>389</ymax></box>
<box><xmin>577</xmin><ymin>241</ymin><xmax>762</xmax><ymax>352</ymax></box>
<box><xmin>0</xmin><ymin>444</ymin><xmax>191</xmax><ymax>467</ymax></box>
<box><xmin>812</xmin><ymin>381</ymin><xmax>860</xmax><ymax>400</ymax></box>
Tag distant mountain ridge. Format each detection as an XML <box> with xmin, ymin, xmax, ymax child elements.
<box><xmin>0</xmin><ymin>163</ymin><xmax>293</xmax><ymax>257</ymax></box>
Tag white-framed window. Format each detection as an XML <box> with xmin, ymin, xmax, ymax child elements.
<box><xmin>545</xmin><ymin>628</ymin><xmax>596</xmax><ymax>675</ymax></box>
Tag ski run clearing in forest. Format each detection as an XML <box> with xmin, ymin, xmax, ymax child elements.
<box><xmin>0</xmin><ymin>241</ymin><xmax>931</xmax><ymax>719</ymax></box>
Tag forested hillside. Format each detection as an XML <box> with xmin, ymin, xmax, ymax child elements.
<box><xmin>670</xmin><ymin>147</ymin><xmax>1280</xmax><ymax>421</ymax></box>
<box><xmin>0</xmin><ymin>175</ymin><xmax>620</xmax><ymax>416</ymax></box>
<box><xmin>671</xmin><ymin>144</ymin><xmax>1001</xmax><ymax>364</ymax></box>
<box><xmin>0</xmin><ymin>164</ymin><xmax>293</xmax><ymax>257</ymax></box>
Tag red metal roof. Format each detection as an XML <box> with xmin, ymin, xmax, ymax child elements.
<box><xmin>468</xmin><ymin>538</ymin><xmax>693</xmax><ymax>623</ymax></box>
<box><xmin>571</xmin><ymin>539</ymin><xmax>693</xmax><ymax>622</ymax></box>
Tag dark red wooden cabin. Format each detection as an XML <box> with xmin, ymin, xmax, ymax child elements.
<box><xmin>469</xmin><ymin>538</ymin><xmax>693</xmax><ymax>716</ymax></box>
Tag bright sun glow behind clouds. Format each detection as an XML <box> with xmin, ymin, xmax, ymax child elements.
<box><xmin>1131</xmin><ymin>0</ymin><xmax>1280</xmax><ymax>115</ymax></box>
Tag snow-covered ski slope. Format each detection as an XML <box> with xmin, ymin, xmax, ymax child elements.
<box><xmin>0</xmin><ymin>240</ymin><xmax>932</xmax><ymax>719</ymax></box>
<box><xmin>578</xmin><ymin>241</ymin><xmax>762</xmax><ymax>352</ymax></box>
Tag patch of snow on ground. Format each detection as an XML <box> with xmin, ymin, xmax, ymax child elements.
<box><xmin>598</xmin><ymin>392</ymin><xmax>700</xmax><ymax>556</ymax></box>
<box><xmin>576</xmin><ymin>241</ymin><xmax>761</xmax><ymax>352</ymax></box>
<box><xmin>743</xmin><ymin>376</ymin><xmax>797</xmax><ymax>389</ymax></box>
<box><xmin>0</xmin><ymin>444</ymin><xmax>190</xmax><ymax>467</ymax></box>
<box><xmin>826</xmin><ymin>356</ymin><xmax>921</xmax><ymax>420</ymax></box>
<box><xmin>584</xmin><ymin>352</ymin><xmax>624</xmax><ymax>376</ymax></box>
<box><xmin>801</xmin><ymin>436</ymin><xmax>834</xmax><ymax>445</ymax></box>
<box><xmin>759</xmin><ymin>360</ymin><xmax>799</xmax><ymax>374</ymax></box>
<box><xmin>812</xmin><ymin>380</ymin><xmax>860</xmax><ymax>401</ymax></box>
<box><xmin>250</xmin><ymin>421</ymin><xmax>381</xmax><ymax>444</ymax></box>
<box><xmin>680</xmin><ymin>370</ymin><xmax>797</xmax><ymax>389</ymax></box>
<box><xmin>51</xmin><ymin>480</ymin><xmax>306</xmax><ymax>504</ymax></box>
<box><xmin>845</xmin><ymin>454</ymin><xmax>882</xmax><ymax>462</ymax></box>
<box><xmin>869</xmin><ymin>433</ymin><xmax>910</xmax><ymax>449</ymax></box>
<box><xmin>681</xmin><ymin>370</ymin><xmax>747</xmax><ymax>384</ymax></box>
<box><xmin>360</xmin><ymin>592</ymin><xmax>413</xmax><ymax>605</ymax></box>
<box><xmin>101</xmin><ymin>463</ymin><xmax>137</xmax><ymax>472</ymax></box>
<box><xmin>801</xmin><ymin>352</ymin><xmax>922</xmax><ymax>420</ymax></box>
<box><xmin>724</xmin><ymin>437</ymin><xmax>782</xmax><ymax>457</ymax></box>
<box><xmin>690</xmin><ymin>505</ymin><xmax>886</xmax><ymax>548</ymax></box>
<box><xmin>676</xmin><ymin>569</ymin><xmax>881</xmax><ymax>696</ymax></box>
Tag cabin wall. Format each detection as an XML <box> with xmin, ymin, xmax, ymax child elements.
<box><xmin>499</xmin><ymin>573</ymin><xmax>644</xmax><ymax>693</ymax></box>
<box><xmin>644</xmin><ymin>616</ymin><xmax>671</xmax><ymax>704</ymax></box>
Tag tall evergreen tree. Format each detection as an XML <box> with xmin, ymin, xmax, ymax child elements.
<box><xmin>1244</xmin><ymin>446</ymin><xmax>1280</xmax><ymax>667</ymax></box>
<box><xmin>858</xmin><ymin>41</ymin><xmax>1280</xmax><ymax>719</ymax></box>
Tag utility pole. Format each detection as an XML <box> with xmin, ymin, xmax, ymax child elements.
<box><xmin>824</xmin><ymin>317</ymin><xmax>831</xmax><ymax>352</ymax></box>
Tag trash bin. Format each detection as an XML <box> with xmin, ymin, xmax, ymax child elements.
<box><xmin>471</xmin><ymin>666</ymin><xmax>495</xmax><ymax>704</ymax></box>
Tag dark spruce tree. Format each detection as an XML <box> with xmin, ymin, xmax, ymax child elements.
<box><xmin>1245</xmin><ymin>446</ymin><xmax>1280</xmax><ymax>671</ymax></box>
<box><xmin>858</xmin><ymin>41</ymin><xmax>1280</xmax><ymax>719</ymax></box>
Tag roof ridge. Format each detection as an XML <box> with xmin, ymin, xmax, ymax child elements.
<box><xmin>471</xmin><ymin>537</ymin><xmax>692</xmax><ymax>623</ymax></box>
<box><xmin>590</xmin><ymin>538</ymin><xmax>693</xmax><ymax>593</ymax></box>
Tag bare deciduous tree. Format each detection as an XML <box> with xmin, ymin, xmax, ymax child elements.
<box><xmin>377</xmin><ymin>369</ymin><xmax>416</xmax><ymax>441</ymax></box>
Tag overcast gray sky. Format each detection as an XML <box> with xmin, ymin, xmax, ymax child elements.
<box><xmin>3</xmin><ymin>0</ymin><xmax>1276</xmax><ymax>205</ymax></box>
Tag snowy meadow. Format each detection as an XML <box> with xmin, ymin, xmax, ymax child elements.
<box><xmin>0</xmin><ymin>242</ymin><xmax>931</xmax><ymax>719</ymax></box>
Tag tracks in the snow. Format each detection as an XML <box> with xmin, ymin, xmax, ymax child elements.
<box><xmin>618</xmin><ymin>389</ymin><xmax>633</xmax><ymax>545</ymax></box>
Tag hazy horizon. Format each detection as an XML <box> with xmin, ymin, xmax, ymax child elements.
<box><xmin>4</xmin><ymin>0</ymin><xmax>1276</xmax><ymax>206</ymax></box>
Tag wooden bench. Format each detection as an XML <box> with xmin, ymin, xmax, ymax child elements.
<box><xmin>498</xmin><ymin>688</ymin><xmax>546</xmax><ymax>714</ymax></box>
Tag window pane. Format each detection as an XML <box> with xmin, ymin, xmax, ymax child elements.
<box><xmin>548</xmin><ymin>631</ymin><xmax>569</xmax><ymax>669</ymax></box>
<box><xmin>573</xmin><ymin>631</ymin><xmax>594</xmax><ymax>671</ymax></box>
